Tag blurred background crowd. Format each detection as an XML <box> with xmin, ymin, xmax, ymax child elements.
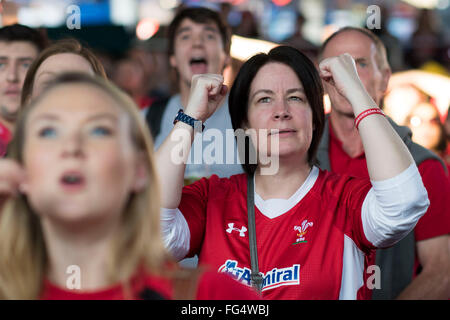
<box><xmin>1</xmin><ymin>0</ymin><xmax>450</xmax><ymax>169</ymax></box>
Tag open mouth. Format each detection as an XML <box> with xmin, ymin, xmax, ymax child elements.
<box><xmin>189</xmin><ymin>57</ymin><xmax>208</xmax><ymax>74</ymax></box>
<box><xmin>60</xmin><ymin>171</ymin><xmax>85</xmax><ymax>190</ymax></box>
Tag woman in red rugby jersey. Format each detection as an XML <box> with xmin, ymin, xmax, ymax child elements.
<box><xmin>157</xmin><ymin>46</ymin><xmax>431</xmax><ymax>300</ymax></box>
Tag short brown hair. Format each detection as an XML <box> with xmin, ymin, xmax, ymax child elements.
<box><xmin>167</xmin><ymin>7</ymin><xmax>231</xmax><ymax>57</ymax></box>
<box><xmin>229</xmin><ymin>46</ymin><xmax>324</xmax><ymax>174</ymax></box>
<box><xmin>20</xmin><ymin>38</ymin><xmax>107</xmax><ymax>106</ymax></box>
<box><xmin>0</xmin><ymin>24</ymin><xmax>48</xmax><ymax>52</ymax></box>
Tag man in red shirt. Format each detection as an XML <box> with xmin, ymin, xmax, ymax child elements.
<box><xmin>0</xmin><ymin>24</ymin><xmax>47</xmax><ymax>156</ymax></box>
<box><xmin>318</xmin><ymin>27</ymin><xmax>450</xmax><ymax>299</ymax></box>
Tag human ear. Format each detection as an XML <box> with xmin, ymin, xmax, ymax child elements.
<box><xmin>380</xmin><ymin>66</ymin><xmax>392</xmax><ymax>94</ymax></box>
<box><xmin>169</xmin><ymin>55</ymin><xmax>178</xmax><ymax>69</ymax></box>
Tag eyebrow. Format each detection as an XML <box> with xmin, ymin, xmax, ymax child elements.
<box><xmin>176</xmin><ymin>25</ymin><xmax>219</xmax><ymax>36</ymax></box>
<box><xmin>29</xmin><ymin>112</ymin><xmax>119</xmax><ymax>125</ymax></box>
<box><xmin>250</xmin><ymin>88</ymin><xmax>305</xmax><ymax>100</ymax></box>
<box><xmin>354</xmin><ymin>57</ymin><xmax>368</xmax><ymax>63</ymax></box>
<box><xmin>0</xmin><ymin>56</ymin><xmax>34</xmax><ymax>61</ymax></box>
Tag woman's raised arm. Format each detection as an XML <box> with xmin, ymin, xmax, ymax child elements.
<box><xmin>155</xmin><ymin>74</ymin><xmax>227</xmax><ymax>208</ymax></box>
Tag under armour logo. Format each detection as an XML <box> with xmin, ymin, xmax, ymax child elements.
<box><xmin>226</xmin><ymin>223</ymin><xmax>247</xmax><ymax>237</ymax></box>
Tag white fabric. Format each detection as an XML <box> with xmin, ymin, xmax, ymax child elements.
<box><xmin>254</xmin><ymin>167</ymin><xmax>319</xmax><ymax>219</ymax></box>
<box><xmin>339</xmin><ymin>235</ymin><xmax>365</xmax><ymax>300</ymax></box>
<box><xmin>361</xmin><ymin>163</ymin><xmax>429</xmax><ymax>248</ymax></box>
<box><xmin>160</xmin><ymin>207</ymin><xmax>190</xmax><ymax>261</ymax></box>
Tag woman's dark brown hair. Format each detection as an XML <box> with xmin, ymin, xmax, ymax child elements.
<box><xmin>228</xmin><ymin>45</ymin><xmax>325</xmax><ymax>174</ymax></box>
<box><xmin>20</xmin><ymin>38</ymin><xmax>107</xmax><ymax>106</ymax></box>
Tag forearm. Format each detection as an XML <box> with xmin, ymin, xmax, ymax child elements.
<box><xmin>155</xmin><ymin>122</ymin><xmax>194</xmax><ymax>208</ymax></box>
<box><xmin>396</xmin><ymin>270</ymin><xmax>450</xmax><ymax>300</ymax></box>
<box><xmin>350</xmin><ymin>88</ymin><xmax>414</xmax><ymax>181</ymax></box>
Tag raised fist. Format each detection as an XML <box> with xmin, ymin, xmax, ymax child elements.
<box><xmin>184</xmin><ymin>74</ymin><xmax>228</xmax><ymax>123</ymax></box>
<box><xmin>319</xmin><ymin>53</ymin><xmax>365</xmax><ymax>102</ymax></box>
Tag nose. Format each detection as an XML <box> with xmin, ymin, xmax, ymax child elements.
<box><xmin>273</xmin><ymin>100</ymin><xmax>292</xmax><ymax>121</ymax></box>
<box><xmin>62</xmin><ymin>132</ymin><xmax>84</xmax><ymax>158</ymax></box>
<box><xmin>6</xmin><ymin>63</ymin><xmax>19</xmax><ymax>83</ymax></box>
<box><xmin>192</xmin><ymin>33</ymin><xmax>204</xmax><ymax>48</ymax></box>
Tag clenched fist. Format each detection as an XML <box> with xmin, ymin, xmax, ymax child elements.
<box><xmin>319</xmin><ymin>53</ymin><xmax>368</xmax><ymax>106</ymax></box>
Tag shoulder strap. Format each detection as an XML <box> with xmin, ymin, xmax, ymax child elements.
<box><xmin>145</xmin><ymin>96</ymin><xmax>170</xmax><ymax>139</ymax></box>
<box><xmin>247</xmin><ymin>172</ymin><xmax>263</xmax><ymax>293</ymax></box>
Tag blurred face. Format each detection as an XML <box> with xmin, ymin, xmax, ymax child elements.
<box><xmin>407</xmin><ymin>102</ymin><xmax>442</xmax><ymax>151</ymax></box>
<box><xmin>246</xmin><ymin>62</ymin><xmax>313</xmax><ymax>164</ymax></box>
<box><xmin>383</xmin><ymin>85</ymin><xmax>424</xmax><ymax>125</ymax></box>
<box><xmin>169</xmin><ymin>18</ymin><xmax>229</xmax><ymax>88</ymax></box>
<box><xmin>321</xmin><ymin>31</ymin><xmax>390</xmax><ymax>115</ymax></box>
<box><xmin>0</xmin><ymin>41</ymin><xmax>38</xmax><ymax>123</ymax></box>
<box><xmin>22</xmin><ymin>84</ymin><xmax>143</xmax><ymax>227</ymax></box>
<box><xmin>113</xmin><ymin>59</ymin><xmax>145</xmax><ymax>97</ymax></box>
<box><xmin>32</xmin><ymin>53</ymin><xmax>94</xmax><ymax>100</ymax></box>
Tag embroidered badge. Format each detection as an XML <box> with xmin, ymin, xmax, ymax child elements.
<box><xmin>292</xmin><ymin>219</ymin><xmax>313</xmax><ymax>245</ymax></box>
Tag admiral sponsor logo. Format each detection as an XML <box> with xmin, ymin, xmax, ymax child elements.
<box><xmin>218</xmin><ymin>260</ymin><xmax>300</xmax><ymax>292</ymax></box>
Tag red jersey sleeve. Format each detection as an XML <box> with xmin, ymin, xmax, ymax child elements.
<box><xmin>415</xmin><ymin>159</ymin><xmax>450</xmax><ymax>241</ymax></box>
<box><xmin>327</xmin><ymin>173</ymin><xmax>375</xmax><ymax>254</ymax></box>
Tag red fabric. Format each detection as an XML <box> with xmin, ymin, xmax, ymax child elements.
<box><xmin>40</xmin><ymin>269</ymin><xmax>260</xmax><ymax>300</ymax></box>
<box><xmin>138</xmin><ymin>96</ymin><xmax>155</xmax><ymax>110</ymax></box>
<box><xmin>179</xmin><ymin>170</ymin><xmax>374</xmax><ymax>300</ymax></box>
<box><xmin>0</xmin><ymin>122</ymin><xmax>12</xmax><ymax>157</ymax></box>
<box><xmin>328</xmin><ymin>120</ymin><xmax>450</xmax><ymax>277</ymax></box>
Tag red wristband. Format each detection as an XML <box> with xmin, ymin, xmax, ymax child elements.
<box><xmin>354</xmin><ymin>108</ymin><xmax>385</xmax><ymax>130</ymax></box>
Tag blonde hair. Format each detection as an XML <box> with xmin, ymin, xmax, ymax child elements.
<box><xmin>0</xmin><ymin>73</ymin><xmax>169</xmax><ymax>299</ymax></box>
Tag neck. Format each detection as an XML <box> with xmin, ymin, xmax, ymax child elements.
<box><xmin>329</xmin><ymin>109</ymin><xmax>364</xmax><ymax>158</ymax></box>
<box><xmin>42</xmin><ymin>217</ymin><xmax>121</xmax><ymax>291</ymax></box>
<box><xmin>255</xmin><ymin>155</ymin><xmax>311</xmax><ymax>200</ymax></box>
<box><xmin>179</xmin><ymin>80</ymin><xmax>191</xmax><ymax>108</ymax></box>
<box><xmin>0</xmin><ymin>117</ymin><xmax>13</xmax><ymax>133</ymax></box>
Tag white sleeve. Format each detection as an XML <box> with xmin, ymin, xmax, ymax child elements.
<box><xmin>361</xmin><ymin>163</ymin><xmax>430</xmax><ymax>248</ymax></box>
<box><xmin>160</xmin><ymin>208</ymin><xmax>190</xmax><ymax>261</ymax></box>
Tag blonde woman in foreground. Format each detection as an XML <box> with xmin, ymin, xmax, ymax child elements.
<box><xmin>0</xmin><ymin>72</ymin><xmax>259</xmax><ymax>300</ymax></box>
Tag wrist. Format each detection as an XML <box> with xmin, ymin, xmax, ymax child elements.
<box><xmin>173</xmin><ymin>109</ymin><xmax>205</xmax><ymax>131</ymax></box>
<box><xmin>347</xmin><ymin>86</ymin><xmax>377</xmax><ymax>112</ymax></box>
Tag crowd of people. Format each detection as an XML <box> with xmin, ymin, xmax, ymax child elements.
<box><xmin>0</xmin><ymin>4</ymin><xmax>448</xmax><ymax>300</ymax></box>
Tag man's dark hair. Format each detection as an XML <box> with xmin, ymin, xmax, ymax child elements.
<box><xmin>0</xmin><ymin>24</ymin><xmax>48</xmax><ymax>51</ymax></box>
<box><xmin>228</xmin><ymin>46</ymin><xmax>325</xmax><ymax>174</ymax></box>
<box><xmin>167</xmin><ymin>7</ymin><xmax>231</xmax><ymax>57</ymax></box>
